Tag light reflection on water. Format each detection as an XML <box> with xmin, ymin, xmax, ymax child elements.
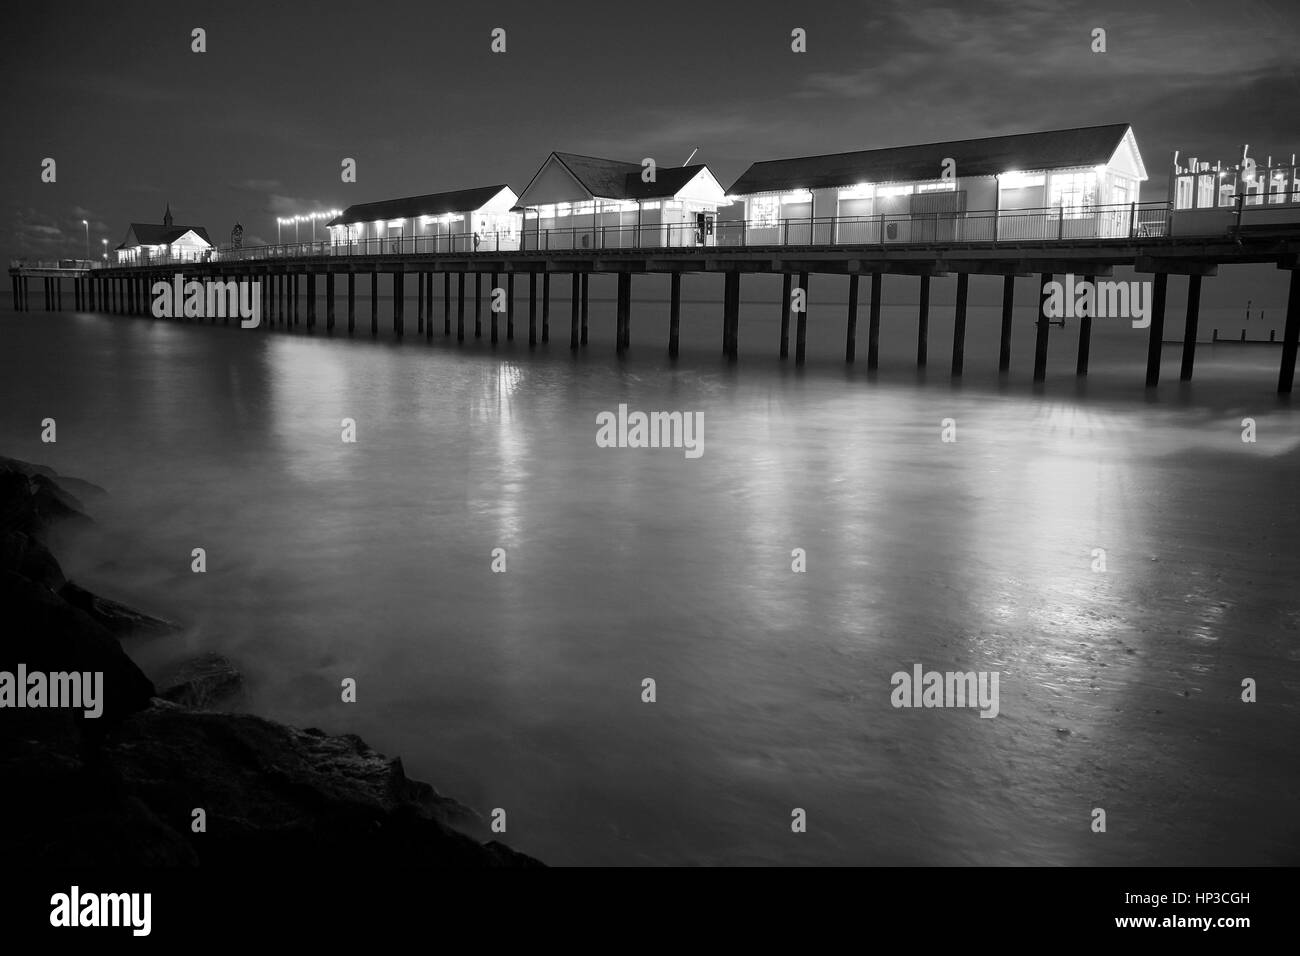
<box><xmin>2</xmin><ymin>302</ymin><xmax>1298</xmax><ymax>866</ymax></box>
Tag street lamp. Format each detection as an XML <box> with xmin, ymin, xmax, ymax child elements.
<box><xmin>82</xmin><ymin>220</ymin><xmax>89</xmax><ymax>260</ymax></box>
<box><xmin>101</xmin><ymin>237</ymin><xmax>108</xmax><ymax>262</ymax></box>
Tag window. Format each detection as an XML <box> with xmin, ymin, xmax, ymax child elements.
<box><xmin>750</xmin><ymin>195</ymin><xmax>779</xmax><ymax>227</ymax></box>
<box><xmin>641</xmin><ymin>201</ymin><xmax>660</xmax><ymax>211</ymax></box>
<box><xmin>999</xmin><ymin>172</ymin><xmax>1044</xmax><ymax>189</ymax></box>
<box><xmin>1050</xmin><ymin>172</ymin><xmax>1096</xmax><ymax>218</ymax></box>
<box><xmin>1196</xmin><ymin>174</ymin><xmax>1215</xmax><ymax>209</ymax></box>
<box><xmin>838</xmin><ymin>184</ymin><xmax>873</xmax><ymax>200</ymax></box>
<box><xmin>875</xmin><ymin>184</ymin><xmax>912</xmax><ymax>198</ymax></box>
<box><xmin>917</xmin><ymin>182</ymin><xmax>955</xmax><ymax>193</ymax></box>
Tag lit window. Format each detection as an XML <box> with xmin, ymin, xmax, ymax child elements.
<box><xmin>999</xmin><ymin>172</ymin><xmax>1045</xmax><ymax>189</ymax></box>
<box><xmin>781</xmin><ymin>190</ymin><xmax>812</xmax><ymax>203</ymax></box>
<box><xmin>875</xmin><ymin>185</ymin><xmax>913</xmax><ymax>198</ymax></box>
<box><xmin>917</xmin><ymin>182</ymin><xmax>955</xmax><ymax>193</ymax></box>
<box><xmin>1050</xmin><ymin>172</ymin><xmax>1097</xmax><ymax>218</ymax></box>
<box><xmin>1174</xmin><ymin>177</ymin><xmax>1194</xmax><ymax>210</ymax></box>
<box><xmin>750</xmin><ymin>195</ymin><xmax>780</xmax><ymax>227</ymax></box>
<box><xmin>838</xmin><ymin>184</ymin><xmax>873</xmax><ymax>200</ymax></box>
<box><xmin>556</xmin><ymin>202</ymin><xmax>571</xmax><ymax>217</ymax></box>
<box><xmin>641</xmin><ymin>201</ymin><xmax>660</xmax><ymax>210</ymax></box>
<box><xmin>1196</xmin><ymin>174</ymin><xmax>1215</xmax><ymax>209</ymax></box>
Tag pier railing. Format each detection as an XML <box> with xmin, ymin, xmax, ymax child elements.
<box><xmin>103</xmin><ymin>201</ymin><xmax>1176</xmax><ymax>268</ymax></box>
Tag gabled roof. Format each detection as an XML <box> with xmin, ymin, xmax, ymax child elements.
<box><xmin>527</xmin><ymin>152</ymin><xmax>714</xmax><ymax>202</ymax></box>
<box><xmin>726</xmin><ymin>124</ymin><xmax>1137</xmax><ymax>194</ymax></box>
<box><xmin>327</xmin><ymin>186</ymin><xmax>511</xmax><ymax>226</ymax></box>
<box><xmin>118</xmin><ymin>223</ymin><xmax>213</xmax><ymax>249</ymax></box>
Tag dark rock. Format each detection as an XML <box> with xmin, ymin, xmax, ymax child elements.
<box><xmin>160</xmin><ymin>652</ymin><xmax>244</xmax><ymax>709</ymax></box>
<box><xmin>0</xmin><ymin>530</ymin><xmax>67</xmax><ymax>590</ymax></box>
<box><xmin>104</xmin><ymin>704</ymin><xmax>543</xmax><ymax>866</ymax></box>
<box><xmin>60</xmin><ymin>580</ymin><xmax>181</xmax><ymax>639</ymax></box>
<box><xmin>0</xmin><ymin>458</ymin><xmax>91</xmax><ymax>537</ymax></box>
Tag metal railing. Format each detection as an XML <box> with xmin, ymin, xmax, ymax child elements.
<box><xmin>9</xmin><ymin>257</ymin><xmax>104</xmax><ymax>270</ymax></box>
<box><xmin>74</xmin><ymin>202</ymin><xmax>1179</xmax><ymax>269</ymax></box>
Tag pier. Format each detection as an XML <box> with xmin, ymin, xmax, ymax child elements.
<box><xmin>10</xmin><ymin>214</ymin><xmax>1300</xmax><ymax>392</ymax></box>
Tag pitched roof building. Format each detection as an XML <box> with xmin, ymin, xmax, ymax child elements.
<box><xmin>115</xmin><ymin>205</ymin><xmax>213</xmax><ymax>263</ymax></box>
<box><xmin>326</xmin><ymin>185</ymin><xmax>520</xmax><ymax>252</ymax></box>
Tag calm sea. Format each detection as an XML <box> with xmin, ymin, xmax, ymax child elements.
<box><xmin>3</xmin><ymin>273</ymin><xmax>1298</xmax><ymax>865</ymax></box>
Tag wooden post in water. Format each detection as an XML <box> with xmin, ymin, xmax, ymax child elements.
<box><xmin>1034</xmin><ymin>272</ymin><xmax>1052</xmax><ymax>383</ymax></box>
<box><xmin>347</xmin><ymin>274</ymin><xmax>355</xmax><ymax>334</ymax></box>
<box><xmin>570</xmin><ymin>272</ymin><xmax>580</xmax><ymax>350</ymax></box>
<box><xmin>457</xmin><ymin>273</ymin><xmax>465</xmax><ymax>341</ymax></box>
<box><xmin>475</xmin><ymin>273</ymin><xmax>483</xmax><ymax>339</ymax></box>
<box><xmin>951</xmin><ymin>273</ymin><xmax>968</xmax><ymax>377</ymax></box>
<box><xmin>669</xmin><ymin>272</ymin><xmax>681</xmax><ymax>358</ymax></box>
<box><xmin>294</xmin><ymin>274</ymin><xmax>302</xmax><ymax>326</ymax></box>
<box><xmin>779</xmin><ymin>273</ymin><xmax>792</xmax><ymax>359</ymax></box>
<box><xmin>845</xmin><ymin>273</ymin><xmax>859</xmax><ymax>362</ymax></box>
<box><xmin>326</xmin><ymin>273</ymin><xmax>335</xmax><ymax>331</ymax></box>
<box><xmin>617</xmin><ymin>272</ymin><xmax>631</xmax><ymax>354</ymax></box>
<box><xmin>529</xmin><ymin>273</ymin><xmax>537</xmax><ymax>346</ymax></box>
<box><xmin>867</xmin><ymin>273</ymin><xmax>882</xmax><ymax>370</ymax></box>
<box><xmin>917</xmin><ymin>274</ymin><xmax>931</xmax><ymax>368</ymax></box>
<box><xmin>394</xmin><ymin>272</ymin><xmax>404</xmax><ymax>336</ymax></box>
<box><xmin>1179</xmin><ymin>273</ymin><xmax>1202</xmax><ymax>382</ymax></box>
<box><xmin>1077</xmin><ymin>274</ymin><xmax>1094</xmax><ymax>376</ymax></box>
<box><xmin>443</xmin><ymin>272</ymin><xmax>451</xmax><ymax>336</ymax></box>
<box><xmin>490</xmin><ymin>271</ymin><xmax>499</xmax><ymax>343</ymax></box>
<box><xmin>426</xmin><ymin>274</ymin><xmax>434</xmax><ymax>341</ymax></box>
<box><xmin>999</xmin><ymin>275</ymin><xmax>1015</xmax><ymax>372</ymax></box>
<box><xmin>507</xmin><ymin>273</ymin><xmax>516</xmax><ymax>341</ymax></box>
<box><xmin>793</xmin><ymin>271</ymin><xmax>810</xmax><ymax>364</ymax></box>
<box><xmin>307</xmin><ymin>273</ymin><xmax>317</xmax><ymax>329</ymax></box>
<box><xmin>416</xmin><ymin>271</ymin><xmax>424</xmax><ymax>334</ymax></box>
<box><xmin>580</xmin><ymin>273</ymin><xmax>589</xmax><ymax>346</ymax></box>
<box><xmin>1145</xmin><ymin>272</ymin><xmax>1168</xmax><ymax>387</ymax></box>
<box><xmin>370</xmin><ymin>270</ymin><xmax>378</xmax><ymax>336</ymax></box>
<box><xmin>1277</xmin><ymin>269</ymin><xmax>1300</xmax><ymax>393</ymax></box>
<box><xmin>542</xmin><ymin>273</ymin><xmax>550</xmax><ymax>343</ymax></box>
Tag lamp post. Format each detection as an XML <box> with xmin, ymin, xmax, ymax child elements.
<box><xmin>100</xmin><ymin>238</ymin><xmax>108</xmax><ymax>262</ymax></box>
<box><xmin>277</xmin><ymin>218</ymin><xmax>282</xmax><ymax>244</ymax></box>
<box><xmin>82</xmin><ymin>220</ymin><xmax>89</xmax><ymax>260</ymax></box>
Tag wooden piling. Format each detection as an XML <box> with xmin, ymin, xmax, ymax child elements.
<box><xmin>669</xmin><ymin>272</ymin><xmax>681</xmax><ymax>358</ymax></box>
<box><xmin>570</xmin><ymin>273</ymin><xmax>580</xmax><ymax>350</ymax></box>
<box><xmin>542</xmin><ymin>272</ymin><xmax>550</xmax><ymax>343</ymax></box>
<box><xmin>443</xmin><ymin>272</ymin><xmax>451</xmax><ymax>336</ymax></box>
<box><xmin>475</xmin><ymin>273</ymin><xmax>483</xmax><ymax>339</ymax></box>
<box><xmin>866</xmin><ymin>272</ymin><xmax>882</xmax><ymax>370</ymax></box>
<box><xmin>529</xmin><ymin>273</ymin><xmax>537</xmax><ymax>346</ymax></box>
<box><xmin>779</xmin><ymin>273</ymin><xmax>792</xmax><ymax>359</ymax></box>
<box><xmin>795</xmin><ymin>272</ymin><xmax>809</xmax><ymax>365</ymax></box>
<box><xmin>393</xmin><ymin>272</ymin><xmax>404</xmax><ymax>336</ymax></box>
<box><xmin>1179</xmin><ymin>273</ymin><xmax>1202</xmax><ymax>382</ymax></box>
<box><xmin>326</xmin><ymin>273</ymin><xmax>336</xmax><ymax>331</ymax></box>
<box><xmin>456</xmin><ymin>272</ymin><xmax>465</xmax><ymax>341</ymax></box>
<box><xmin>506</xmin><ymin>273</ymin><xmax>515</xmax><ymax>341</ymax></box>
<box><xmin>1145</xmin><ymin>272</ymin><xmax>1168</xmax><ymax>387</ymax></box>
<box><xmin>370</xmin><ymin>270</ymin><xmax>378</xmax><ymax>336</ymax></box>
<box><xmin>1033</xmin><ymin>272</ymin><xmax>1052</xmax><ymax>383</ymax></box>
<box><xmin>490</xmin><ymin>272</ymin><xmax>499</xmax><ymax>344</ymax></box>
<box><xmin>426</xmin><ymin>273</ymin><xmax>434</xmax><ymax>341</ymax></box>
<box><xmin>307</xmin><ymin>273</ymin><xmax>317</xmax><ymax>329</ymax></box>
<box><xmin>951</xmin><ymin>273</ymin><xmax>968</xmax><ymax>376</ymax></box>
<box><xmin>846</xmin><ymin>274</ymin><xmax>859</xmax><ymax>362</ymax></box>
<box><xmin>580</xmin><ymin>273</ymin><xmax>589</xmax><ymax>346</ymax></box>
<box><xmin>1076</xmin><ymin>274</ymin><xmax>1094</xmax><ymax>376</ymax></box>
<box><xmin>347</xmin><ymin>274</ymin><xmax>355</xmax><ymax>334</ymax></box>
<box><xmin>1277</xmin><ymin>269</ymin><xmax>1300</xmax><ymax>393</ymax></box>
<box><xmin>917</xmin><ymin>274</ymin><xmax>930</xmax><ymax>368</ymax></box>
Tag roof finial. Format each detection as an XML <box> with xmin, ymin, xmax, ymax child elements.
<box><xmin>163</xmin><ymin>202</ymin><xmax>173</xmax><ymax>227</ymax></box>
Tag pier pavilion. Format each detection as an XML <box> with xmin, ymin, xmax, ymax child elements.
<box><xmin>326</xmin><ymin>185</ymin><xmax>521</xmax><ymax>254</ymax></box>
<box><xmin>515</xmin><ymin>152</ymin><xmax>728</xmax><ymax>250</ymax></box>
<box><xmin>722</xmin><ymin>124</ymin><xmax>1147</xmax><ymax>244</ymax></box>
<box><xmin>115</xmin><ymin>205</ymin><xmax>212</xmax><ymax>264</ymax></box>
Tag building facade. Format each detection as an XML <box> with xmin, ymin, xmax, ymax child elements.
<box><xmin>515</xmin><ymin>153</ymin><xmax>729</xmax><ymax>250</ymax></box>
<box><xmin>723</xmin><ymin>125</ymin><xmax>1148</xmax><ymax>244</ymax></box>
<box><xmin>115</xmin><ymin>205</ymin><xmax>213</xmax><ymax>264</ymax></box>
<box><xmin>327</xmin><ymin>186</ymin><xmax>521</xmax><ymax>253</ymax></box>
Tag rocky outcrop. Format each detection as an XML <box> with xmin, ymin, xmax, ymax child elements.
<box><xmin>0</xmin><ymin>455</ymin><xmax>540</xmax><ymax>867</ymax></box>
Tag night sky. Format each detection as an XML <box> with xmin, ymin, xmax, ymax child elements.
<box><xmin>3</xmin><ymin>0</ymin><xmax>1297</xmax><ymax>260</ymax></box>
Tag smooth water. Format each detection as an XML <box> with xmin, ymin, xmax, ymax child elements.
<box><xmin>3</xmin><ymin>277</ymin><xmax>1298</xmax><ymax>866</ymax></box>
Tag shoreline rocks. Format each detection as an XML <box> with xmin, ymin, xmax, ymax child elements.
<box><xmin>0</xmin><ymin>455</ymin><xmax>540</xmax><ymax>867</ymax></box>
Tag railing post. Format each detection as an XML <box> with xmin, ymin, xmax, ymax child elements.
<box><xmin>1129</xmin><ymin>201</ymin><xmax>1137</xmax><ymax>239</ymax></box>
<box><xmin>1057</xmin><ymin>206</ymin><xmax>1064</xmax><ymax>240</ymax></box>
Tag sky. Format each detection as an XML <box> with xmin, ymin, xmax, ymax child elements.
<box><xmin>2</xmin><ymin>0</ymin><xmax>1297</xmax><ymax>258</ymax></box>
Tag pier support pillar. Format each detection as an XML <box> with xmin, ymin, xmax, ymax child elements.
<box><xmin>580</xmin><ymin>273</ymin><xmax>589</xmax><ymax>346</ymax></box>
<box><xmin>1034</xmin><ymin>272</ymin><xmax>1052</xmax><ymax>383</ymax></box>
<box><xmin>476</xmin><ymin>273</ymin><xmax>483</xmax><ymax>339</ymax></box>
<box><xmin>1003</xmin><ymin>274</ymin><xmax>1013</xmax><ymax>371</ymax></box>
<box><xmin>1179</xmin><ymin>273</ymin><xmax>1202</xmax><ymax>382</ymax></box>
<box><xmin>1076</xmin><ymin>274</ymin><xmax>1094</xmax><ymax>376</ymax></box>
<box><xmin>443</xmin><ymin>273</ymin><xmax>451</xmax><ymax>336</ymax></box>
<box><xmin>346</xmin><ymin>274</ymin><xmax>355</xmax><ymax>334</ymax></box>
<box><xmin>456</xmin><ymin>273</ymin><xmax>465</xmax><ymax>341</ymax></box>
<box><xmin>307</xmin><ymin>273</ymin><xmax>317</xmax><ymax>329</ymax></box>
<box><xmin>1277</xmin><ymin>269</ymin><xmax>1300</xmax><ymax>393</ymax></box>
<box><xmin>722</xmin><ymin>271</ymin><xmax>740</xmax><ymax>359</ymax></box>
<box><xmin>952</xmin><ymin>273</ymin><xmax>969</xmax><ymax>377</ymax></box>
<box><xmin>795</xmin><ymin>272</ymin><xmax>809</xmax><ymax>364</ymax></box>
<box><xmin>779</xmin><ymin>273</ymin><xmax>792</xmax><ymax>359</ymax></box>
<box><xmin>426</xmin><ymin>273</ymin><xmax>434</xmax><ymax>341</ymax></box>
<box><xmin>490</xmin><ymin>273</ymin><xmax>499</xmax><ymax>343</ymax></box>
<box><xmin>507</xmin><ymin>273</ymin><xmax>516</xmax><ymax>341</ymax></box>
<box><xmin>617</xmin><ymin>272</ymin><xmax>632</xmax><ymax>354</ymax></box>
<box><xmin>917</xmin><ymin>274</ymin><xmax>931</xmax><ymax>368</ymax></box>
<box><xmin>570</xmin><ymin>273</ymin><xmax>580</xmax><ymax>350</ymax></box>
<box><xmin>1145</xmin><ymin>272</ymin><xmax>1169</xmax><ymax>387</ymax></box>
<box><xmin>293</xmin><ymin>274</ymin><xmax>301</xmax><ymax>326</ymax></box>
<box><xmin>395</xmin><ymin>272</ymin><xmax>405</xmax><ymax>336</ymax></box>
<box><xmin>669</xmin><ymin>272</ymin><xmax>681</xmax><ymax>358</ymax></box>
<box><xmin>326</xmin><ymin>273</ymin><xmax>336</xmax><ymax>331</ymax></box>
<box><xmin>542</xmin><ymin>273</ymin><xmax>550</xmax><ymax>343</ymax></box>
<box><xmin>845</xmin><ymin>274</ymin><xmax>859</xmax><ymax>362</ymax></box>
<box><xmin>874</xmin><ymin>270</ymin><xmax>894</xmax><ymax>370</ymax></box>
<box><xmin>529</xmin><ymin>273</ymin><xmax>537</xmax><ymax>346</ymax></box>
<box><xmin>417</xmin><ymin>271</ymin><xmax>425</xmax><ymax>334</ymax></box>
<box><xmin>370</xmin><ymin>271</ymin><xmax>378</xmax><ymax>336</ymax></box>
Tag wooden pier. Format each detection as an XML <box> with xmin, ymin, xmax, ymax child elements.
<box><xmin>10</xmin><ymin>229</ymin><xmax>1300</xmax><ymax>392</ymax></box>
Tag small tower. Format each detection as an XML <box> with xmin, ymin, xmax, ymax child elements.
<box><xmin>163</xmin><ymin>203</ymin><xmax>173</xmax><ymax>227</ymax></box>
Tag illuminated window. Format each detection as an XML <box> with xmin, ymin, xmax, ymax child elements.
<box><xmin>999</xmin><ymin>172</ymin><xmax>1044</xmax><ymax>190</ymax></box>
<box><xmin>641</xmin><ymin>201</ymin><xmax>660</xmax><ymax>210</ymax></box>
<box><xmin>780</xmin><ymin>190</ymin><xmax>812</xmax><ymax>203</ymax></box>
<box><xmin>556</xmin><ymin>202</ymin><xmax>571</xmax><ymax>217</ymax></box>
<box><xmin>875</xmin><ymin>184</ymin><xmax>913</xmax><ymax>198</ymax></box>
<box><xmin>750</xmin><ymin>195</ymin><xmax>780</xmax><ymax>227</ymax></box>
<box><xmin>1175</xmin><ymin>176</ymin><xmax>1194</xmax><ymax>210</ymax></box>
<box><xmin>1050</xmin><ymin>172</ymin><xmax>1096</xmax><ymax>218</ymax></box>
<box><xmin>838</xmin><ymin>184</ymin><xmax>873</xmax><ymax>200</ymax></box>
<box><xmin>917</xmin><ymin>182</ymin><xmax>955</xmax><ymax>193</ymax></box>
<box><xmin>1196</xmin><ymin>174</ymin><xmax>1215</xmax><ymax>209</ymax></box>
